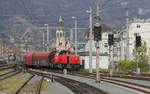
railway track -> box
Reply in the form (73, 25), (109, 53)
(0, 66), (15, 71)
(0, 71), (21, 81)
(14, 75), (35, 94)
(0, 70), (17, 77)
(35, 69), (150, 94)
(27, 70), (107, 94)
(72, 71), (150, 81)
(55, 76), (107, 94)
(101, 77), (150, 94)
(69, 72), (150, 94)
(27, 68), (150, 94)
(0, 64), (8, 68)
(101, 73), (150, 81)
(36, 76), (44, 94)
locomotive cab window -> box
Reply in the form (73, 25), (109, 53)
(59, 50), (71, 55)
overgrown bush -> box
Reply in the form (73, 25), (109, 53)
(118, 60), (149, 73)
(138, 61), (149, 72)
(118, 60), (136, 72)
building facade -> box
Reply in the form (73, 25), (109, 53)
(127, 18), (150, 60)
(83, 24), (119, 69)
(84, 24), (116, 55)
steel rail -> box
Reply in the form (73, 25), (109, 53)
(36, 76), (44, 94)
(0, 71), (21, 81)
(27, 70), (108, 94)
(15, 75), (35, 94)
(0, 70), (16, 77)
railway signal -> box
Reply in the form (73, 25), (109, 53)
(136, 36), (141, 47)
(94, 23), (102, 41)
(94, 4), (101, 83)
(108, 34), (114, 46)
(135, 35), (141, 75)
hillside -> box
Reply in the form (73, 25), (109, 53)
(0, 0), (150, 38)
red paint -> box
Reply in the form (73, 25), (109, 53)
(24, 51), (81, 68)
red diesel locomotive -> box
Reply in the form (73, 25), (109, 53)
(24, 50), (81, 70)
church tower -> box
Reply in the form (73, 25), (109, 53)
(56, 16), (66, 51)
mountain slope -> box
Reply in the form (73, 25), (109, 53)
(0, 0), (150, 38)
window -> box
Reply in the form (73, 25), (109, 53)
(60, 33), (62, 37)
(137, 25), (140, 28)
(57, 33), (59, 37)
(104, 43), (108, 48)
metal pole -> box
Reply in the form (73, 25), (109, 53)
(125, 8), (129, 60)
(109, 44), (114, 76)
(75, 18), (78, 55)
(96, 41), (100, 81)
(45, 24), (49, 51)
(109, 45), (112, 76)
(149, 62), (150, 73)
(2, 43), (3, 57)
(136, 47), (139, 75)
(112, 45), (114, 74)
(96, 4), (100, 82)
(70, 29), (73, 45)
(42, 31), (45, 51)
(0, 43), (1, 57)
(119, 38), (122, 60)
(89, 7), (93, 73)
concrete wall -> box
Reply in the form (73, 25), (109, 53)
(81, 56), (110, 69)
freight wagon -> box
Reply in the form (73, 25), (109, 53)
(24, 50), (82, 70)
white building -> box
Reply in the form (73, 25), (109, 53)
(83, 24), (118, 69)
(82, 56), (109, 69)
(84, 24), (116, 55)
(123, 18), (150, 60)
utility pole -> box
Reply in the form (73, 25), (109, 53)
(70, 29), (73, 47)
(2, 43), (3, 57)
(45, 24), (49, 51)
(108, 34), (114, 76)
(149, 62), (150, 73)
(125, 8), (129, 60)
(87, 7), (93, 73)
(95, 4), (100, 82)
(72, 17), (78, 55)
(42, 30), (45, 51)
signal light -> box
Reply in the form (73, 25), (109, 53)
(136, 36), (141, 47)
(108, 34), (114, 46)
(94, 24), (102, 41)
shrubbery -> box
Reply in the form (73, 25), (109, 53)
(81, 68), (109, 73)
(118, 60), (136, 72)
(118, 60), (149, 73)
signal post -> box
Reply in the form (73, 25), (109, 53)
(135, 35), (141, 75)
(108, 34), (114, 76)
(94, 4), (101, 82)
